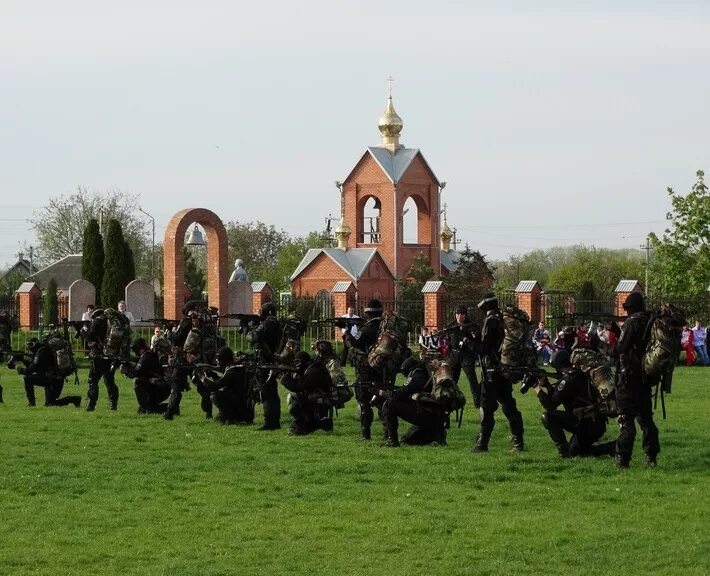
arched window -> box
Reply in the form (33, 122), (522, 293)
(402, 196), (418, 244)
(361, 196), (381, 244)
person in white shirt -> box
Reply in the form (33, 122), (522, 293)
(117, 300), (135, 325)
(691, 320), (709, 365)
(340, 307), (359, 365)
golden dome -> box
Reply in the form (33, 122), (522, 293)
(378, 96), (403, 138)
(440, 221), (454, 240)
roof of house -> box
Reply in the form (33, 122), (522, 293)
(421, 280), (444, 293)
(615, 279), (641, 292)
(439, 249), (461, 272)
(332, 281), (355, 293)
(291, 248), (388, 282)
(1, 258), (31, 281)
(251, 281), (269, 293)
(28, 254), (83, 291)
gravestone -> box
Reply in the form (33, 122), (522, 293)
(68, 279), (95, 321)
(225, 280), (252, 326)
(125, 279), (155, 326)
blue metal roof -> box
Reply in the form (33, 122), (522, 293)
(440, 250), (460, 272)
(290, 248), (381, 281)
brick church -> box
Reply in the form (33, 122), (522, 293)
(290, 92), (460, 303)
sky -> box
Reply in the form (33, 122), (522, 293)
(2, 0), (709, 269)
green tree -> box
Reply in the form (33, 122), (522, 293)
(81, 219), (104, 304)
(43, 278), (59, 325)
(184, 248), (206, 300)
(648, 170), (710, 296)
(31, 186), (150, 277)
(0, 268), (27, 298)
(123, 241), (136, 285)
(443, 246), (495, 306)
(101, 220), (128, 309)
(396, 253), (434, 326)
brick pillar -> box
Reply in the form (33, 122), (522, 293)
(515, 281), (542, 323)
(16, 283), (41, 330)
(251, 282), (273, 315)
(614, 280), (642, 317)
(331, 281), (357, 339)
(422, 281), (446, 331)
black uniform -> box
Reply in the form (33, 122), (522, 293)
(615, 310), (659, 466)
(163, 316), (194, 420)
(476, 308), (525, 451)
(129, 349), (170, 414)
(251, 315), (282, 429)
(446, 321), (481, 408)
(535, 369), (615, 457)
(381, 363), (447, 447)
(346, 317), (383, 440)
(86, 316), (119, 411)
(282, 361), (333, 435)
(204, 364), (254, 424)
(23, 343), (81, 407)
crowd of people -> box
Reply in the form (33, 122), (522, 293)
(0, 292), (702, 469)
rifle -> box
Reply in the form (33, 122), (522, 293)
(5, 350), (31, 370)
(311, 317), (368, 329)
(59, 320), (81, 386)
(493, 365), (561, 394)
(62, 319), (91, 339)
(550, 312), (626, 323)
(141, 318), (180, 330)
(220, 313), (261, 333)
(430, 322), (478, 340)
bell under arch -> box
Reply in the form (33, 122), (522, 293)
(163, 208), (229, 319)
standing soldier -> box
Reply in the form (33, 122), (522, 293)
(251, 301), (282, 430)
(85, 308), (128, 411)
(614, 292), (660, 468)
(345, 299), (384, 441)
(446, 305), (481, 408)
(472, 293), (525, 452)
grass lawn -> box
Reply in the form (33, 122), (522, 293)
(1, 364), (708, 576)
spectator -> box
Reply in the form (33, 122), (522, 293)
(81, 304), (95, 322)
(691, 320), (709, 366)
(418, 327), (439, 355)
(553, 330), (566, 350)
(151, 327), (164, 349)
(574, 322), (590, 349)
(681, 324), (696, 366)
(117, 300), (135, 325)
(340, 306), (359, 365)
(532, 321), (553, 365)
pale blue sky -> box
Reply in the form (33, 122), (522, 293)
(2, 0), (709, 268)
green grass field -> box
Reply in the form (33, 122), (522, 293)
(1, 365), (708, 576)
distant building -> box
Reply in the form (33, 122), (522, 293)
(290, 92), (461, 302)
(28, 254), (83, 295)
(1, 253), (32, 282)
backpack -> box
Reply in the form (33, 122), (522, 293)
(103, 308), (131, 359)
(47, 332), (76, 378)
(183, 309), (223, 363)
(426, 358), (466, 412)
(312, 340), (352, 408)
(367, 312), (411, 374)
(570, 348), (617, 417)
(643, 304), (686, 379)
(500, 306), (537, 369)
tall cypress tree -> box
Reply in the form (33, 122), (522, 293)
(123, 240), (136, 285)
(44, 278), (59, 325)
(101, 219), (127, 309)
(81, 218), (104, 306)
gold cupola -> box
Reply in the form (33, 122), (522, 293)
(335, 218), (351, 251)
(440, 219), (454, 253)
(378, 96), (403, 153)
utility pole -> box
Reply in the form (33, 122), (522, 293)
(139, 208), (156, 280)
(640, 236), (652, 297)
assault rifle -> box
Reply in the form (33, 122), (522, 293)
(493, 365), (561, 394)
(58, 319), (81, 386)
(550, 312), (626, 323)
(62, 319), (91, 339)
(140, 318), (180, 330)
(220, 313), (261, 333)
(430, 321), (478, 339)
(6, 350), (31, 370)
(311, 317), (369, 329)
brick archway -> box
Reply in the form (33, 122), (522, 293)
(163, 208), (229, 320)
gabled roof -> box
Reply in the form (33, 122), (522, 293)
(615, 279), (641, 292)
(1, 258), (31, 281)
(421, 281), (444, 293)
(440, 249), (461, 272)
(332, 281), (355, 293)
(251, 281), (269, 293)
(291, 248), (387, 282)
(28, 254), (83, 291)
(515, 280), (541, 293)
(15, 282), (40, 294)
(343, 146), (440, 186)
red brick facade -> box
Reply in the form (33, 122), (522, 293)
(163, 208), (229, 320)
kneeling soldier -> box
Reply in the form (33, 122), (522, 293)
(198, 346), (254, 425)
(380, 357), (448, 448)
(122, 338), (169, 414)
(21, 337), (81, 408)
(281, 351), (333, 436)
(533, 349), (615, 458)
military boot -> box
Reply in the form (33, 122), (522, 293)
(471, 434), (489, 452)
(615, 454), (630, 469)
(85, 401), (96, 412)
(645, 454), (657, 467)
(511, 436), (525, 452)
(360, 425), (372, 441)
(556, 442), (570, 458)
